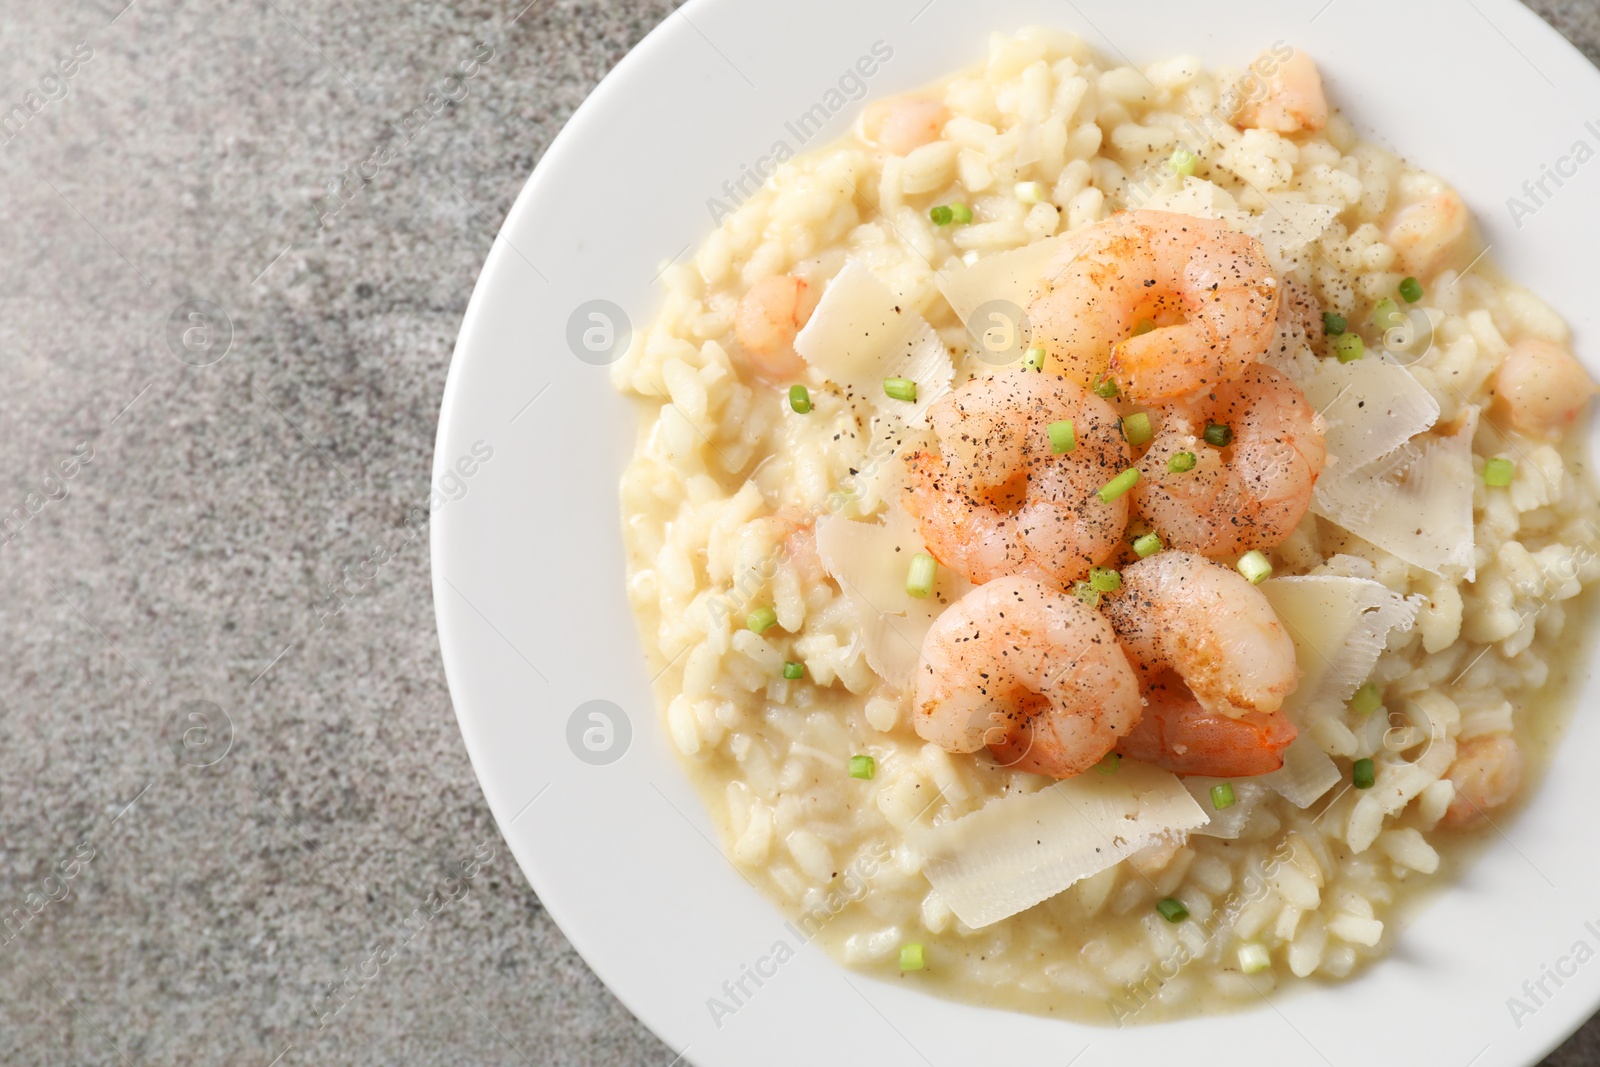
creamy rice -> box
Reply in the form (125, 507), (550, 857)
(611, 28), (1600, 1022)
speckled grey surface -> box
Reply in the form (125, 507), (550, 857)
(0, 1), (1595, 1065)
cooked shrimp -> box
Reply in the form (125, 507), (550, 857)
(1134, 364), (1326, 557)
(1116, 670), (1297, 777)
(1103, 550), (1299, 719)
(861, 97), (949, 156)
(913, 575), (1142, 778)
(1387, 191), (1469, 276)
(902, 371), (1130, 586)
(733, 274), (818, 381)
(1026, 211), (1280, 401)
(1230, 48), (1327, 134)
(1440, 734), (1523, 830)
(1493, 338), (1598, 436)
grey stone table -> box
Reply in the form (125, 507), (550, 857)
(0, 1), (1594, 1064)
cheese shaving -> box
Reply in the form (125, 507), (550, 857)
(912, 762), (1208, 928)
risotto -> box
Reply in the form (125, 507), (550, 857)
(611, 29), (1600, 1023)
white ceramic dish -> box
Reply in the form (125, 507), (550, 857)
(432, 1), (1600, 1063)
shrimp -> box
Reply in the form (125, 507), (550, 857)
(1230, 48), (1328, 134)
(913, 575), (1143, 779)
(1440, 734), (1523, 830)
(1133, 364), (1326, 557)
(1387, 191), (1469, 277)
(902, 371), (1130, 586)
(1026, 211), (1281, 401)
(733, 274), (818, 381)
(1102, 550), (1299, 719)
(1493, 338), (1598, 436)
(1116, 670), (1297, 777)
(861, 97), (949, 156)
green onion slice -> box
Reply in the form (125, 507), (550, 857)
(1156, 897), (1189, 923)
(899, 943), (925, 970)
(906, 552), (937, 599)
(1122, 411), (1153, 447)
(1335, 333), (1365, 363)
(1089, 566), (1122, 593)
(1237, 550), (1272, 585)
(1097, 467), (1139, 503)
(1168, 450), (1197, 473)
(1096, 751), (1121, 774)
(1203, 423), (1233, 448)
(1210, 782), (1236, 810)
(1350, 682), (1381, 714)
(1322, 311), (1347, 336)
(1073, 580), (1101, 608)
(929, 205), (953, 226)
(884, 377), (918, 402)
(783, 661), (804, 680)
(1048, 418), (1076, 454)
(747, 606), (778, 633)
(788, 384), (811, 414)
(1092, 375), (1119, 399)
(1484, 457), (1514, 487)
(1169, 148), (1198, 177)
(1022, 346), (1047, 373)
(1352, 758), (1376, 789)
(1132, 532), (1163, 558)
(849, 754), (876, 780)
(949, 203), (973, 224)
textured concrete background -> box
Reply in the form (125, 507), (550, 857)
(0, 1), (1594, 1064)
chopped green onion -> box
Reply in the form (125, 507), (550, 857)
(1089, 566), (1122, 593)
(1238, 943), (1271, 974)
(1203, 423), (1233, 448)
(1133, 532), (1163, 558)
(1350, 682), (1382, 715)
(1156, 898), (1189, 923)
(906, 553), (938, 599)
(1131, 318), (1157, 336)
(949, 202), (973, 224)
(884, 377), (918, 402)
(1372, 297), (1403, 331)
(1023, 346), (1048, 372)
(1014, 181), (1046, 204)
(783, 661), (804, 680)
(899, 942), (925, 970)
(1168, 450), (1197, 473)
(1322, 311), (1347, 336)
(929, 205), (953, 226)
(1210, 782), (1236, 810)
(1121, 411), (1154, 447)
(788, 384), (811, 414)
(747, 606), (777, 633)
(849, 754), (876, 780)
(1072, 580), (1101, 608)
(1399, 276), (1424, 303)
(1097, 467), (1140, 503)
(1237, 549), (1272, 585)
(1352, 757), (1376, 789)
(1092, 375), (1119, 399)
(1169, 148), (1198, 177)
(1096, 751), (1121, 774)
(1048, 418), (1076, 454)
(1334, 333), (1364, 363)
(1484, 457), (1514, 487)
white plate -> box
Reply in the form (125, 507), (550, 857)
(432, 1), (1600, 1063)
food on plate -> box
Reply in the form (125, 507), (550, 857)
(610, 29), (1600, 1021)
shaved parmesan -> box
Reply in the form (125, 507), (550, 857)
(1261, 575), (1423, 720)
(1300, 358), (1440, 472)
(1257, 736), (1344, 808)
(1138, 177), (1233, 218)
(1250, 199), (1340, 277)
(1184, 778), (1266, 839)
(911, 762), (1208, 928)
(795, 260), (954, 425)
(815, 508), (972, 691)
(1311, 410), (1478, 579)
(933, 234), (1071, 335)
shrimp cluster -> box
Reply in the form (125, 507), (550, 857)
(907, 212), (1319, 780)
